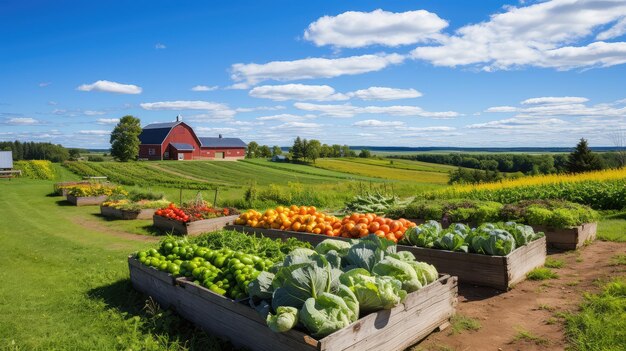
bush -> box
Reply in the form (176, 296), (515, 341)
(87, 155), (104, 162)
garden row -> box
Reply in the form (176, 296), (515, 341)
(130, 231), (457, 351)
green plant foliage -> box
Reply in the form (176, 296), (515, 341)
(527, 267), (558, 280)
(13, 160), (56, 180)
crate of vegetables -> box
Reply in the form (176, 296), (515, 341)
(53, 181), (92, 196)
(129, 236), (458, 351)
(226, 206), (417, 247)
(100, 193), (170, 220)
(153, 202), (239, 235)
(398, 221), (546, 290)
(65, 184), (126, 206)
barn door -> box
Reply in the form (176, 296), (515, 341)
(178, 153), (184, 160)
(215, 152), (224, 159)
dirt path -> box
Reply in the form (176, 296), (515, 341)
(416, 241), (626, 351)
(70, 214), (159, 244)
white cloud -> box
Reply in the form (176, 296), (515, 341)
(249, 84), (348, 101)
(468, 117), (566, 129)
(231, 53), (405, 86)
(195, 127), (238, 134)
(347, 87), (422, 100)
(48, 101), (57, 106)
(39, 82), (51, 87)
(270, 121), (322, 129)
(77, 80), (142, 94)
(521, 96), (589, 105)
(404, 126), (456, 132)
(96, 118), (120, 125)
(155, 43), (166, 49)
(485, 106), (518, 113)
(485, 96), (626, 117)
(353, 119), (405, 127)
(140, 100), (236, 119)
(411, 0), (626, 70)
(257, 113), (317, 122)
(235, 106), (286, 113)
(78, 130), (111, 135)
(83, 110), (106, 116)
(304, 9), (448, 48)
(596, 17), (626, 40)
(294, 102), (459, 118)
(5, 117), (40, 125)
(191, 85), (218, 91)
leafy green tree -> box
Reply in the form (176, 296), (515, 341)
(110, 115), (141, 162)
(566, 138), (604, 173)
(292, 137), (304, 161)
(271, 145), (283, 157)
(246, 141), (259, 158)
(306, 139), (321, 163)
(259, 145), (272, 158)
(341, 145), (354, 157)
(331, 144), (342, 157)
(68, 148), (81, 160)
(358, 149), (371, 158)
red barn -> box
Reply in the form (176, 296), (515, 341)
(138, 118), (247, 160)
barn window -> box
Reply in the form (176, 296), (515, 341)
(148, 148), (155, 156)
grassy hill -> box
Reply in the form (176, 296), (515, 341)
(60, 158), (451, 209)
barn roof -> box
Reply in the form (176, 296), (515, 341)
(170, 143), (195, 151)
(199, 137), (247, 148)
(138, 121), (183, 144)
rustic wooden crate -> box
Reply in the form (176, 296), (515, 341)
(65, 194), (107, 206)
(53, 181), (91, 196)
(100, 206), (156, 220)
(534, 223), (597, 250)
(128, 255), (457, 351)
(406, 218), (596, 251)
(226, 225), (546, 290)
(127, 256), (178, 308)
(152, 215), (239, 235)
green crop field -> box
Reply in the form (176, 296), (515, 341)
(313, 158), (451, 183)
(337, 157), (461, 173)
(60, 159), (451, 209)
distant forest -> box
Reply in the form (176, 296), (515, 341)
(390, 152), (625, 175)
(0, 141), (72, 162)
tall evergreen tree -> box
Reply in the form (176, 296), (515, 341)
(566, 138), (604, 173)
(292, 137), (304, 161)
(110, 115), (141, 162)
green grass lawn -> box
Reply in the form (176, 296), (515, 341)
(0, 179), (226, 350)
(598, 211), (626, 242)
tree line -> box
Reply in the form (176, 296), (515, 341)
(392, 139), (622, 176)
(246, 137), (366, 163)
(0, 141), (72, 162)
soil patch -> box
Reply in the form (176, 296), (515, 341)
(415, 241), (626, 351)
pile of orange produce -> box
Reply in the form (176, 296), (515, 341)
(234, 206), (416, 243)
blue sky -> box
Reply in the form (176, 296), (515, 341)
(1, 0), (625, 148)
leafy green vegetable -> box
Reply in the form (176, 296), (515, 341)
(267, 306), (299, 333)
(315, 239), (351, 256)
(271, 261), (341, 311)
(400, 220), (441, 247)
(408, 261), (439, 286)
(339, 268), (407, 312)
(468, 227), (516, 256)
(248, 271), (275, 300)
(434, 232), (468, 252)
(372, 256), (422, 293)
(299, 285), (359, 338)
(345, 235), (396, 271)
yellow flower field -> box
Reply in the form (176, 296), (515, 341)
(447, 167), (626, 193)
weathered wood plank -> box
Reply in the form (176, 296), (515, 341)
(506, 236), (547, 287)
(65, 194), (107, 206)
(127, 257), (177, 308)
(100, 206), (155, 220)
(534, 223), (597, 250)
(153, 215), (238, 235)
(129, 255), (457, 351)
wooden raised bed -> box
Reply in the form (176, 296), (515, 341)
(405, 218), (596, 251)
(153, 214), (239, 235)
(534, 223), (597, 250)
(53, 181), (91, 196)
(100, 206), (156, 220)
(128, 256), (458, 351)
(65, 194), (107, 206)
(226, 225), (547, 290)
